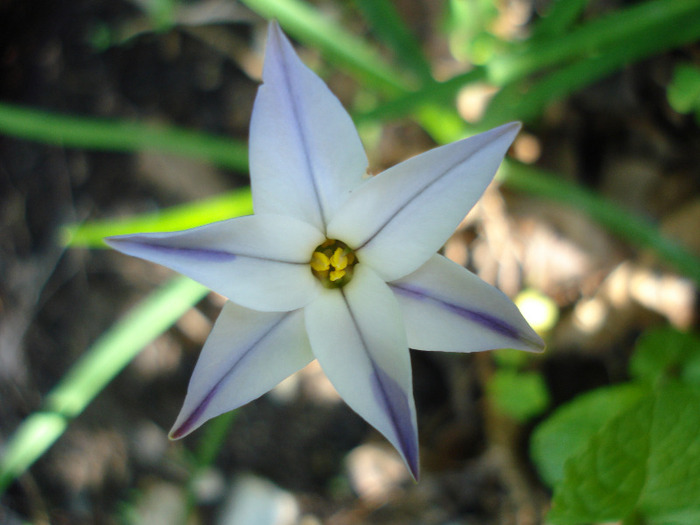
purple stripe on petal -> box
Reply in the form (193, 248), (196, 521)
(169, 381), (221, 439)
(370, 366), (420, 480)
(356, 124), (518, 251)
(392, 283), (535, 346)
(354, 154), (468, 251)
(269, 24), (327, 228)
(169, 312), (289, 439)
(338, 289), (419, 479)
(108, 238), (237, 263)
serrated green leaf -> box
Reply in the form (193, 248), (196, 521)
(549, 393), (652, 523)
(630, 327), (700, 387)
(639, 383), (700, 518)
(548, 383), (700, 524)
(488, 369), (549, 422)
(531, 383), (645, 487)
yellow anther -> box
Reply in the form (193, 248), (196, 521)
(330, 247), (348, 271)
(329, 268), (346, 282)
(310, 239), (357, 288)
(310, 251), (330, 272)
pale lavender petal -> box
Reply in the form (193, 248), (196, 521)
(390, 254), (545, 353)
(328, 122), (521, 281)
(170, 302), (313, 439)
(250, 21), (368, 232)
(369, 365), (418, 476)
(106, 214), (324, 312)
(304, 264), (419, 479)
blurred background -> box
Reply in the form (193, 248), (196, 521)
(1, 0), (699, 523)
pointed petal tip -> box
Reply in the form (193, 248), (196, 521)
(369, 365), (421, 483)
(168, 421), (196, 441)
(407, 454), (420, 482)
(524, 332), (546, 354)
(103, 235), (123, 247)
(103, 233), (146, 248)
(103, 235), (145, 253)
(103, 234), (141, 253)
(265, 19), (291, 64)
(168, 416), (196, 441)
(495, 120), (522, 142)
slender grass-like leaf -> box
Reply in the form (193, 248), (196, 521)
(352, 0), (432, 82)
(487, 0), (700, 85)
(354, 68), (486, 125)
(63, 188), (253, 248)
(482, 6), (700, 127)
(5, 109), (695, 286)
(239, 0), (410, 95)
(0, 102), (249, 172)
(499, 161), (700, 286)
(360, 0), (700, 125)
(0, 277), (209, 494)
(530, 0), (589, 40)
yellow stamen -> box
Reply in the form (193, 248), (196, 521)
(310, 251), (330, 272)
(310, 239), (357, 288)
(329, 268), (346, 281)
(330, 247), (348, 271)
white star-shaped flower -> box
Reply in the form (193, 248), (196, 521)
(107, 22), (544, 480)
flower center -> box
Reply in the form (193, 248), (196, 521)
(310, 239), (358, 288)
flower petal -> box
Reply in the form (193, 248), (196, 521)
(249, 21), (369, 232)
(106, 214), (324, 312)
(328, 122), (521, 281)
(304, 264), (419, 479)
(390, 254), (544, 353)
(170, 302), (313, 439)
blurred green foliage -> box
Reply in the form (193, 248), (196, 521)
(668, 63), (700, 123)
(532, 328), (700, 524)
(1, 1), (700, 521)
(488, 368), (549, 422)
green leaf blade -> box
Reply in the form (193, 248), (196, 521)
(640, 383), (700, 518)
(630, 327), (700, 387)
(353, 0), (432, 82)
(0, 102), (249, 172)
(63, 188), (253, 248)
(548, 394), (653, 523)
(0, 276), (209, 494)
(239, 0), (410, 95)
(548, 383), (700, 524)
(531, 383), (645, 487)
